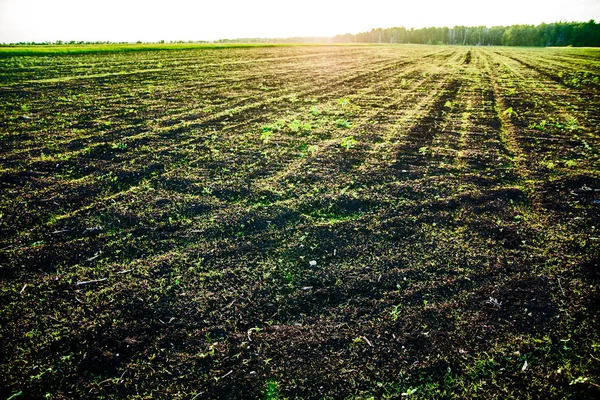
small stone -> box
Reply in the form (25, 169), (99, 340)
(309, 260), (317, 266)
(249, 371), (257, 375)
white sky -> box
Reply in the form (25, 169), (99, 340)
(1, 0), (599, 43)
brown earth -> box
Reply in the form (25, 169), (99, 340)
(0, 45), (599, 399)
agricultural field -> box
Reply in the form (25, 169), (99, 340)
(0, 44), (599, 399)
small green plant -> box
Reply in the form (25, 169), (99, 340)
(287, 120), (302, 133)
(565, 159), (577, 168)
(307, 145), (319, 155)
(570, 376), (590, 386)
(581, 140), (592, 151)
(543, 160), (555, 169)
(261, 131), (273, 142)
(261, 120), (285, 134)
(391, 305), (401, 321)
(337, 97), (350, 107)
(340, 136), (357, 150)
(418, 146), (429, 155)
(287, 120), (311, 133)
(444, 101), (453, 109)
(335, 118), (352, 129)
(309, 105), (320, 116)
(7, 392), (23, 400)
(263, 379), (283, 400)
(529, 120), (547, 131)
(503, 107), (516, 118)
(111, 142), (127, 150)
(565, 117), (579, 131)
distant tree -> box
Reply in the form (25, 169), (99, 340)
(342, 21), (599, 47)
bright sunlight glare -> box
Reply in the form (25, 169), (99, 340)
(1, 0), (599, 43)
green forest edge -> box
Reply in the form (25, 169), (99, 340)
(1, 20), (599, 57)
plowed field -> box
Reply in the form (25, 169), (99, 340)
(1, 45), (599, 399)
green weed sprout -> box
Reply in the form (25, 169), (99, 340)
(340, 136), (357, 150)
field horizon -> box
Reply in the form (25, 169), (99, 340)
(2, 19), (600, 53)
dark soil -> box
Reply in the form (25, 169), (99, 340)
(1, 45), (599, 399)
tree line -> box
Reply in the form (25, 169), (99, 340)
(333, 21), (600, 47)
(5, 21), (599, 47)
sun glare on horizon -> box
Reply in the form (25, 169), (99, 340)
(1, 0), (599, 43)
